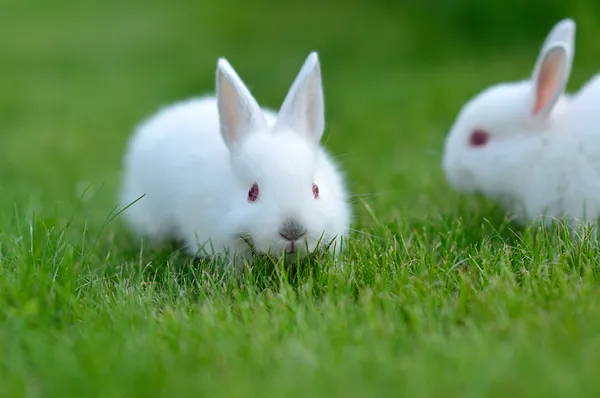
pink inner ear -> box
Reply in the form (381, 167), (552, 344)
(532, 49), (565, 116)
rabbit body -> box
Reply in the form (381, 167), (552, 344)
(119, 53), (351, 265)
(443, 19), (600, 229)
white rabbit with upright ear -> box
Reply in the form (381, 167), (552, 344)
(443, 18), (600, 230)
(119, 52), (351, 267)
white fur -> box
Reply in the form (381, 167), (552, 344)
(443, 18), (600, 229)
(119, 52), (351, 267)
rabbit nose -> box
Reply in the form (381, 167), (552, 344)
(279, 218), (307, 241)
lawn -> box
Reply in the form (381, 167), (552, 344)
(2, 0), (600, 396)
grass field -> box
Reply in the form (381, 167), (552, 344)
(3, 0), (600, 396)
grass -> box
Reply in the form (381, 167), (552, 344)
(2, 0), (600, 396)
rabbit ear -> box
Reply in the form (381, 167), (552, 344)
(216, 58), (268, 150)
(530, 19), (575, 118)
(540, 18), (576, 52)
(274, 52), (325, 145)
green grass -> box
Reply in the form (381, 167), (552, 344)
(2, 0), (600, 396)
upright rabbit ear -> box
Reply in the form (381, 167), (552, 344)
(530, 19), (576, 119)
(216, 58), (268, 151)
(274, 52), (325, 145)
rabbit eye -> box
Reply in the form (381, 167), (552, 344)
(312, 182), (319, 199)
(469, 129), (490, 148)
(248, 183), (259, 203)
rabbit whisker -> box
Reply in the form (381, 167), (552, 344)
(237, 234), (257, 256)
(349, 228), (380, 239)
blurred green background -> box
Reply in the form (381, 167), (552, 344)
(1, 0), (600, 229)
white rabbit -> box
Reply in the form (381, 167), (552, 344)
(442, 18), (600, 231)
(119, 52), (351, 267)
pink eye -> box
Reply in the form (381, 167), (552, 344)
(248, 183), (259, 203)
(469, 129), (491, 148)
(312, 182), (319, 199)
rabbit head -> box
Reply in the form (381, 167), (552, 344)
(217, 52), (349, 260)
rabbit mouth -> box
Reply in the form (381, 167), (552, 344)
(286, 241), (298, 254)
(238, 234), (301, 258)
(238, 234), (333, 260)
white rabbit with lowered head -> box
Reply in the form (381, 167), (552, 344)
(442, 18), (600, 231)
(119, 52), (351, 268)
